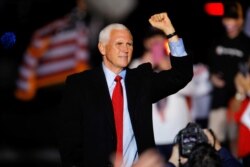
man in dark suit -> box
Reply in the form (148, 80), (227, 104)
(58, 12), (193, 167)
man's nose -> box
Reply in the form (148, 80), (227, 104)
(120, 44), (129, 52)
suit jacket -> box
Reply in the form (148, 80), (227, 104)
(58, 55), (193, 167)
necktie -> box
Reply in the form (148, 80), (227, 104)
(112, 75), (124, 165)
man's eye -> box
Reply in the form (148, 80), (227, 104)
(116, 42), (123, 45)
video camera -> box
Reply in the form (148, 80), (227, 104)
(175, 122), (208, 158)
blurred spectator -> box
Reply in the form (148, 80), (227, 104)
(243, 6), (250, 37)
(129, 27), (171, 69)
(227, 61), (250, 167)
(208, 1), (250, 143)
(190, 63), (212, 128)
(167, 125), (242, 167)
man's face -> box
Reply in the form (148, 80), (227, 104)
(222, 17), (243, 38)
(99, 29), (133, 73)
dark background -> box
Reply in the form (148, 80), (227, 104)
(0, 0), (249, 166)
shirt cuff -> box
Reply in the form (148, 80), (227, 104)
(168, 38), (187, 57)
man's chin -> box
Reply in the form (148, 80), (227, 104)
(119, 62), (130, 68)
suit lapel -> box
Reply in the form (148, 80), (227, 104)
(94, 67), (116, 134)
(125, 68), (138, 125)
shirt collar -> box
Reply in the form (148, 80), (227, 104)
(102, 63), (126, 88)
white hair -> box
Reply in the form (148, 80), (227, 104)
(98, 23), (130, 44)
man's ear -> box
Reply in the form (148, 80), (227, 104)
(98, 42), (106, 56)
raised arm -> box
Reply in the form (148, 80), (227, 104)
(148, 12), (193, 102)
(149, 12), (178, 42)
